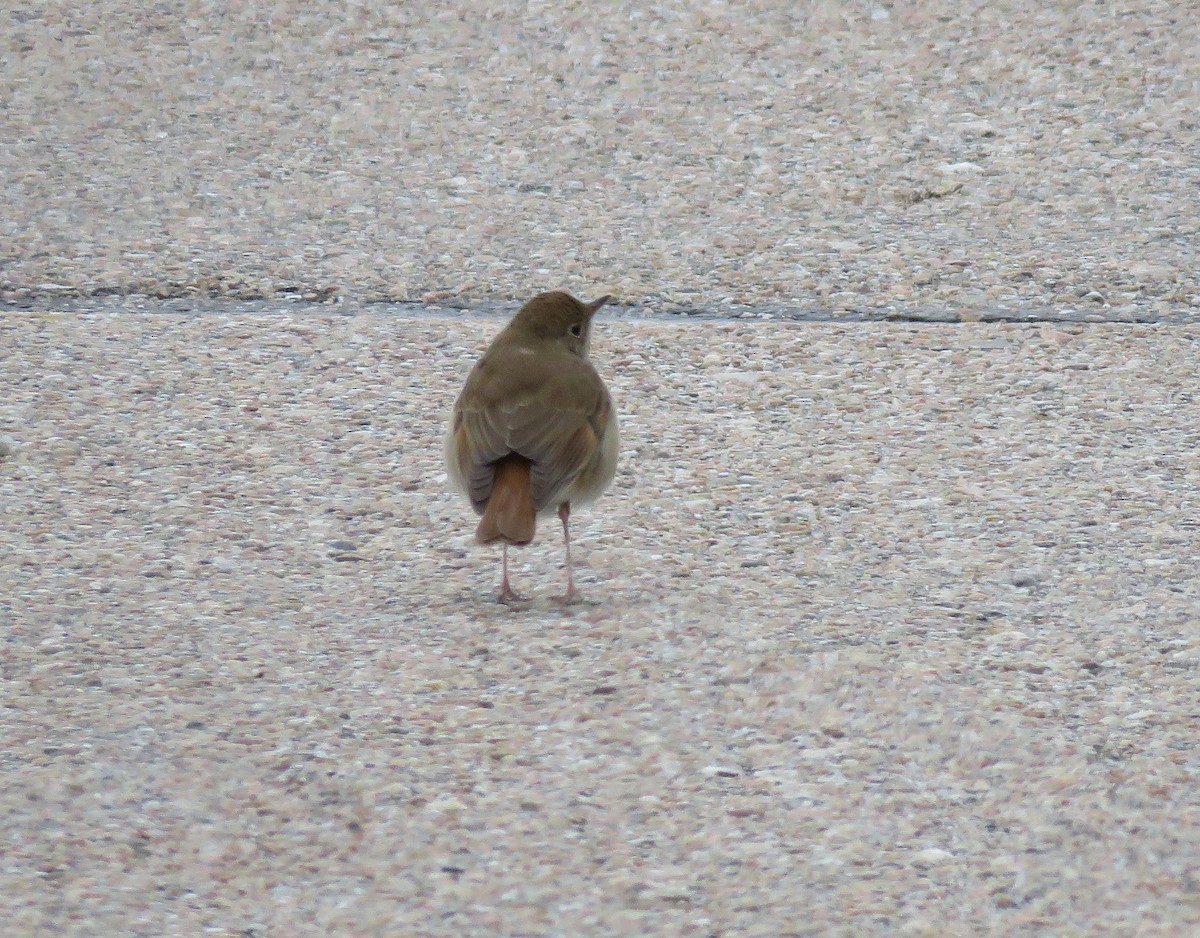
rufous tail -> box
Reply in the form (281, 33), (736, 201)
(475, 454), (536, 545)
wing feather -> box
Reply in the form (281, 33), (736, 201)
(452, 341), (611, 513)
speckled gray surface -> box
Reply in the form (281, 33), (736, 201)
(3, 0), (1199, 934)
(2, 2), (1198, 319)
(2, 312), (1198, 935)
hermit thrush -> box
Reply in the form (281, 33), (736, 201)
(445, 290), (618, 603)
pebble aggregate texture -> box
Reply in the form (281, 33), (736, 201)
(3, 314), (1199, 935)
(1, 1), (1198, 317)
(2, 1), (1200, 936)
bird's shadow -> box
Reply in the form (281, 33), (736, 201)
(458, 582), (661, 618)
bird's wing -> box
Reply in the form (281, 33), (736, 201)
(453, 348), (610, 512)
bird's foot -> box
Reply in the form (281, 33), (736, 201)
(557, 588), (595, 606)
(498, 586), (529, 605)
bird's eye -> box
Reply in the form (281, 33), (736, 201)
(570, 323), (583, 337)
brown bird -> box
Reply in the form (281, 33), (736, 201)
(445, 290), (619, 603)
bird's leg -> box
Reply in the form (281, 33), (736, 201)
(498, 543), (525, 603)
(558, 502), (580, 604)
